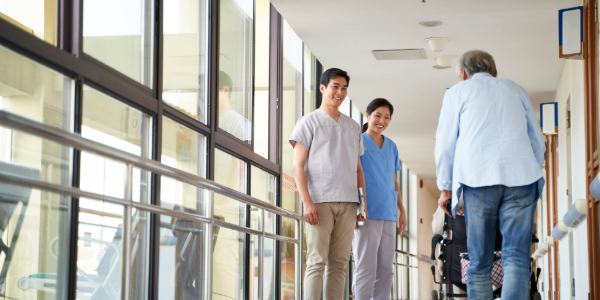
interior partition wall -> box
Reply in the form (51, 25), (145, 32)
(0, 0), (326, 300)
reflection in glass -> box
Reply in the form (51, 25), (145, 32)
(161, 116), (208, 215)
(76, 201), (150, 300)
(281, 19), (303, 214)
(83, 0), (154, 87)
(253, 0), (270, 157)
(213, 226), (245, 300)
(249, 234), (260, 300)
(219, 0), (253, 143)
(351, 102), (361, 125)
(250, 166), (276, 205)
(77, 202), (153, 300)
(158, 214), (207, 300)
(303, 45), (316, 115)
(281, 242), (296, 300)
(214, 149), (247, 227)
(162, 0), (209, 123)
(0, 45), (74, 130)
(339, 96), (350, 117)
(81, 86), (153, 203)
(0, 185), (70, 299)
(281, 216), (296, 239)
(264, 238), (276, 300)
(0, 0), (57, 45)
(250, 166), (277, 233)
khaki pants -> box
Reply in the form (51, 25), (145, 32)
(304, 202), (358, 300)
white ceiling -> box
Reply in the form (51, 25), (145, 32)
(271, 0), (581, 183)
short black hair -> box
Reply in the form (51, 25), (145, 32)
(219, 71), (232, 90)
(320, 68), (350, 88)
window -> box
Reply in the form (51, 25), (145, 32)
(339, 96), (350, 116)
(219, 0), (253, 143)
(162, 0), (209, 123)
(161, 116), (208, 214)
(214, 148), (248, 227)
(281, 241), (296, 300)
(0, 186), (71, 299)
(158, 214), (208, 300)
(0, 0), (57, 45)
(0, 45), (74, 186)
(83, 0), (154, 88)
(351, 101), (361, 125)
(253, 0), (270, 157)
(81, 86), (153, 204)
(303, 45), (316, 115)
(213, 227), (246, 300)
(251, 165), (277, 233)
(281, 19), (303, 214)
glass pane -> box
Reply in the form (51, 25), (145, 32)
(250, 206), (262, 231)
(363, 113), (367, 125)
(0, 185), (70, 299)
(161, 116), (208, 215)
(340, 96), (350, 116)
(81, 86), (153, 203)
(218, 0), (253, 143)
(83, 0), (154, 88)
(131, 208), (151, 300)
(253, 0), (270, 158)
(351, 102), (361, 125)
(281, 19), (303, 214)
(303, 45), (316, 115)
(250, 166), (276, 205)
(281, 216), (295, 239)
(214, 149), (248, 227)
(0, 0), (57, 45)
(249, 234), (260, 300)
(158, 213), (207, 300)
(162, 0), (209, 123)
(76, 201), (151, 300)
(264, 238), (276, 300)
(281, 241), (296, 300)
(0, 45), (74, 130)
(213, 226), (245, 300)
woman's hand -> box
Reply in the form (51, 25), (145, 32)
(397, 205), (407, 237)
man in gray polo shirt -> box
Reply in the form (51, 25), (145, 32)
(290, 68), (366, 300)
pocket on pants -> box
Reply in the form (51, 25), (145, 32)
(464, 186), (486, 213)
(513, 183), (537, 207)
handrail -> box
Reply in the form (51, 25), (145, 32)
(394, 249), (419, 258)
(0, 110), (301, 221)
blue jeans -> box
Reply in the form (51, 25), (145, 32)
(463, 183), (538, 300)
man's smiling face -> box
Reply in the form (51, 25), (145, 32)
(320, 76), (348, 109)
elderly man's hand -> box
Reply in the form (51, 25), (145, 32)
(438, 190), (452, 216)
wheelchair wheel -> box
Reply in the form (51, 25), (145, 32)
(431, 289), (438, 300)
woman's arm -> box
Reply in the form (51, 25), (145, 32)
(395, 173), (407, 237)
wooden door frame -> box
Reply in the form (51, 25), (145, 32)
(583, 0), (600, 298)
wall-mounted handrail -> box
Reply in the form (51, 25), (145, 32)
(0, 110), (301, 221)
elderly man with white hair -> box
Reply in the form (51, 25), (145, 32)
(434, 50), (545, 300)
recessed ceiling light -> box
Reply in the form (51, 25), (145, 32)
(420, 21), (442, 27)
(432, 65), (451, 70)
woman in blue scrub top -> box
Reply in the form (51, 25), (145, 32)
(352, 98), (407, 300)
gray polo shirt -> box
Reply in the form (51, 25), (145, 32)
(289, 109), (365, 204)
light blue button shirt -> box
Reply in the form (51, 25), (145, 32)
(435, 73), (546, 216)
(361, 133), (401, 221)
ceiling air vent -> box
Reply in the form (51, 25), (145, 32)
(372, 49), (427, 60)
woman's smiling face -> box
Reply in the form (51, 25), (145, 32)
(367, 106), (391, 134)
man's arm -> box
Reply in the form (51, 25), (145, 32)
(434, 90), (460, 216)
(293, 142), (320, 225)
(356, 157), (366, 227)
(395, 173), (406, 237)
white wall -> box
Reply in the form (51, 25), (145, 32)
(416, 177), (440, 300)
(543, 59), (588, 300)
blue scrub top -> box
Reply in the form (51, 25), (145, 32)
(360, 133), (401, 221)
